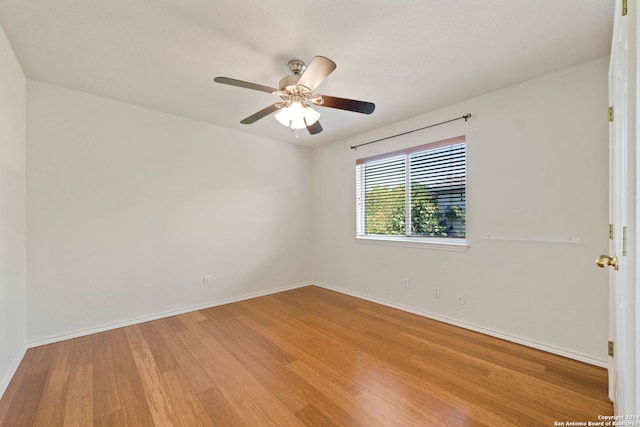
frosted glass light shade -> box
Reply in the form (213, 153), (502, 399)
(275, 102), (320, 130)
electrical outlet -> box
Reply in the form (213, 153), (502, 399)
(402, 278), (409, 288)
(204, 275), (212, 286)
(434, 288), (440, 299)
(457, 292), (465, 305)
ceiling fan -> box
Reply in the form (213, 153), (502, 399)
(214, 56), (375, 135)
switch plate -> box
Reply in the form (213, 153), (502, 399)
(402, 278), (409, 288)
(204, 275), (212, 286)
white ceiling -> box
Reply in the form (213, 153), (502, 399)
(0, 1), (614, 148)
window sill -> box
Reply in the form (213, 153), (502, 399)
(355, 235), (469, 252)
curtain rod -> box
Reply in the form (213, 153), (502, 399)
(350, 113), (472, 150)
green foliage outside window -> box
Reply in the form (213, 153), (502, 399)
(365, 182), (465, 237)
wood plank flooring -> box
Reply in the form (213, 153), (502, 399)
(0, 286), (613, 426)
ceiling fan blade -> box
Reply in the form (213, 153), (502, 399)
(312, 95), (375, 114)
(296, 56), (337, 91)
(214, 76), (278, 94)
(240, 104), (281, 124)
(305, 119), (323, 135)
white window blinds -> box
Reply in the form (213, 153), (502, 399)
(356, 136), (466, 239)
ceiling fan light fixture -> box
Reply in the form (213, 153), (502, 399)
(275, 102), (320, 130)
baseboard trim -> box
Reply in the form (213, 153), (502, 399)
(27, 281), (312, 348)
(312, 282), (608, 369)
(25, 280), (608, 369)
(0, 345), (28, 400)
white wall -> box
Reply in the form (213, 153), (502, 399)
(312, 57), (610, 364)
(0, 23), (27, 396)
(26, 81), (313, 344)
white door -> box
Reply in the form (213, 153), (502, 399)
(603, 0), (636, 415)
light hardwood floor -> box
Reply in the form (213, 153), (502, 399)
(0, 286), (612, 426)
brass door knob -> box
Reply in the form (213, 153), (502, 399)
(596, 255), (618, 270)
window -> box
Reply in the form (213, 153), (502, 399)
(356, 136), (466, 246)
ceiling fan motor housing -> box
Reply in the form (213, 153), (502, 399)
(278, 73), (312, 106)
(279, 59), (313, 98)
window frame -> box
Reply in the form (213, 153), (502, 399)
(355, 135), (468, 251)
